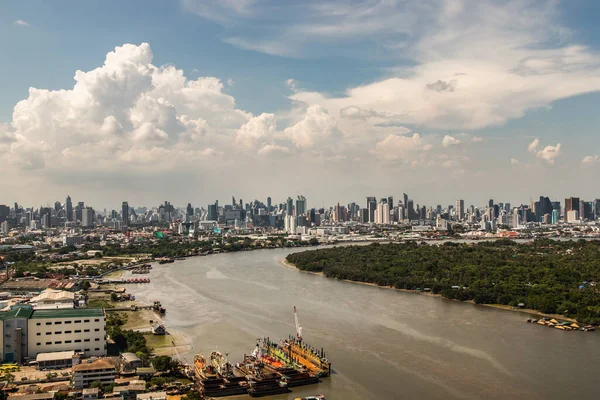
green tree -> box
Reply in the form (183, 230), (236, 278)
(151, 355), (178, 372)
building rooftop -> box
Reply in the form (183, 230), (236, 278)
(8, 394), (55, 400)
(0, 306), (34, 319)
(136, 392), (167, 400)
(120, 352), (141, 364)
(36, 351), (76, 362)
(30, 289), (74, 303)
(72, 359), (116, 372)
(82, 388), (99, 395)
(31, 308), (104, 319)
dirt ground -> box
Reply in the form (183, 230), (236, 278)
(10, 365), (72, 382)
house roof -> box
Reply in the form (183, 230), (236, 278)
(120, 352), (141, 364)
(72, 359), (116, 372)
(8, 394), (55, 400)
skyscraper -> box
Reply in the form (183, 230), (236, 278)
(122, 201), (129, 227)
(207, 202), (218, 221)
(403, 193), (408, 218)
(366, 197), (377, 223)
(375, 201), (390, 224)
(296, 195), (307, 216)
(267, 197), (272, 212)
(565, 197), (580, 215)
(186, 203), (194, 216)
(456, 199), (464, 221)
(82, 207), (94, 227)
(286, 197), (294, 216)
(406, 200), (414, 220)
(66, 195), (73, 221)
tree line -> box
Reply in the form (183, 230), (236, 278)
(286, 239), (600, 324)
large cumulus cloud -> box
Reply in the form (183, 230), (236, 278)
(5, 43), (253, 175)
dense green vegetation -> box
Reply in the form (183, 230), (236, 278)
(286, 240), (600, 323)
(106, 312), (152, 360)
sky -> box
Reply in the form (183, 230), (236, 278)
(1, 0), (600, 210)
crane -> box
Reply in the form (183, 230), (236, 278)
(294, 306), (303, 341)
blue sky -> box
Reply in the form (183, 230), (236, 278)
(1, 0), (600, 208)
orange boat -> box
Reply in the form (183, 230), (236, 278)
(262, 355), (286, 369)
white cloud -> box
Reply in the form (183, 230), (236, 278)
(14, 19), (30, 27)
(442, 135), (460, 147)
(536, 143), (562, 165)
(528, 138), (540, 153)
(581, 155), (599, 166)
(373, 133), (431, 161)
(190, 0), (600, 130)
(258, 144), (290, 156)
(511, 158), (519, 165)
(4, 42), (252, 177)
(284, 105), (338, 149)
(235, 113), (277, 148)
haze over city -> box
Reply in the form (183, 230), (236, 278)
(2, 0), (600, 207)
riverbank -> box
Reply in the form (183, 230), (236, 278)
(281, 257), (576, 323)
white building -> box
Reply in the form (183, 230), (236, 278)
(0, 221), (8, 235)
(73, 358), (116, 389)
(284, 215), (297, 233)
(26, 308), (106, 359)
(82, 208), (94, 228)
(375, 203), (390, 224)
(137, 392), (167, 400)
(30, 289), (75, 310)
(567, 209), (579, 223)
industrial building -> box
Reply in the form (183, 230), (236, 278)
(0, 306), (106, 362)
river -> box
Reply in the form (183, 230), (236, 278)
(127, 247), (600, 399)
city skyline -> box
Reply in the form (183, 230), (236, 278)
(2, 1), (600, 205)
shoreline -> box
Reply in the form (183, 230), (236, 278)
(280, 257), (576, 323)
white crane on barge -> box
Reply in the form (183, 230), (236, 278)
(294, 306), (303, 341)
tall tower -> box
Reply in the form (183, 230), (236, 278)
(456, 199), (464, 221)
(122, 201), (129, 227)
(367, 197), (377, 223)
(66, 195), (73, 222)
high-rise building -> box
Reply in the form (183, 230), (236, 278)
(565, 197), (580, 215)
(374, 201), (390, 224)
(407, 200), (415, 220)
(566, 209), (579, 223)
(551, 209), (559, 224)
(82, 207), (95, 227)
(366, 197), (377, 223)
(286, 197), (294, 216)
(40, 207), (52, 227)
(0, 221), (8, 234)
(121, 201), (129, 226)
(0, 205), (9, 223)
(66, 196), (73, 221)
(456, 199), (464, 221)
(267, 197), (272, 212)
(207, 202), (218, 221)
(403, 193), (409, 218)
(296, 196), (307, 216)
(186, 203), (194, 216)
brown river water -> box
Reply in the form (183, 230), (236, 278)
(127, 246), (600, 400)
